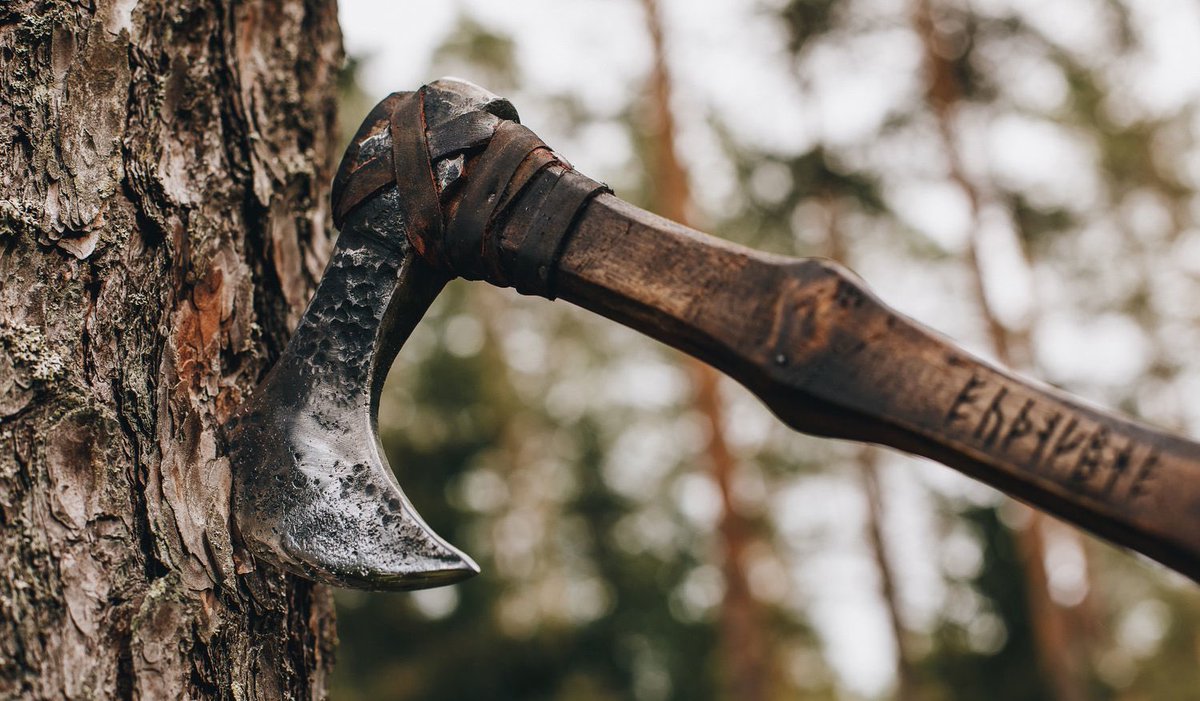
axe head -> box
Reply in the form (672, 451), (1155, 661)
(228, 79), (515, 590)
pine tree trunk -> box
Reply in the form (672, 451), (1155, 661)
(0, 1), (342, 698)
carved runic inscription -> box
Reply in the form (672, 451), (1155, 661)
(944, 373), (1160, 502)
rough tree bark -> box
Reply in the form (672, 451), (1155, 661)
(0, 1), (341, 698)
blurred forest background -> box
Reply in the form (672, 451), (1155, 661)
(329, 0), (1200, 699)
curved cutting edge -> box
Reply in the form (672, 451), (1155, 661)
(229, 190), (477, 590)
(231, 79), (518, 590)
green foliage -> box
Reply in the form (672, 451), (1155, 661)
(780, 0), (840, 54)
(433, 15), (519, 91)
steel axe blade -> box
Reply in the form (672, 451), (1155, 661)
(228, 81), (516, 590)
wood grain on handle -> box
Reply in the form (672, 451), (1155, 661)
(498, 185), (1200, 580)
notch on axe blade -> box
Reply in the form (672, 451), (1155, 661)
(228, 78), (1200, 590)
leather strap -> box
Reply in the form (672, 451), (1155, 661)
(331, 93), (405, 229)
(443, 121), (553, 282)
(389, 88), (446, 266)
(428, 110), (502, 161)
(331, 86), (613, 299)
(511, 168), (610, 298)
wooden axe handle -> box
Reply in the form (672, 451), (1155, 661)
(499, 182), (1200, 580)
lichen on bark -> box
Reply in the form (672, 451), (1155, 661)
(0, 0), (343, 698)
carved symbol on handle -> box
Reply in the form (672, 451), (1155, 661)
(944, 373), (1159, 503)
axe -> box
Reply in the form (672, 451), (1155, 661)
(228, 79), (1200, 590)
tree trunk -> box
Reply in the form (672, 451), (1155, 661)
(0, 1), (342, 698)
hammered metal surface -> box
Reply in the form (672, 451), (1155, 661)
(229, 190), (477, 590)
(229, 80), (521, 590)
